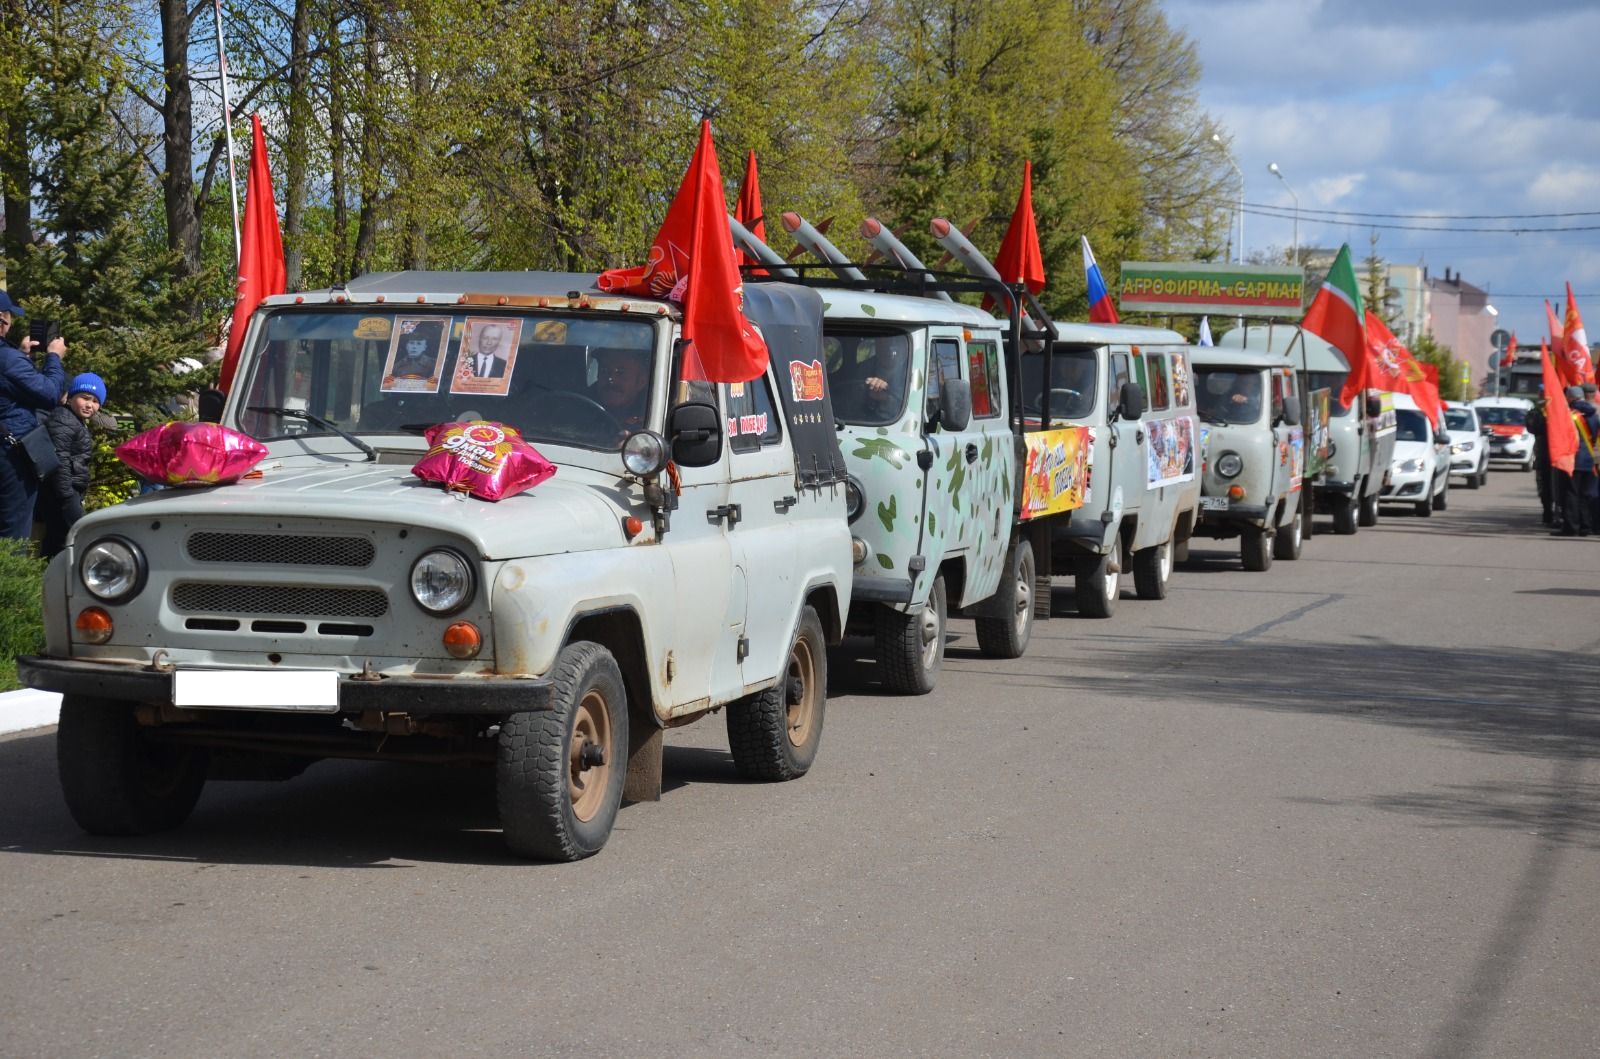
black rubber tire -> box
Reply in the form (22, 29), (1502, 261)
(1433, 484), (1448, 511)
(1465, 467), (1480, 489)
(56, 695), (209, 836)
(1132, 538), (1172, 601)
(1301, 494), (1315, 541)
(498, 640), (628, 861)
(1479, 468), (1490, 487)
(1241, 528), (1274, 572)
(1273, 505), (1303, 560)
(976, 538), (1036, 658)
(1074, 534), (1120, 618)
(876, 576), (946, 694)
(727, 606), (826, 780)
(1332, 497), (1357, 535)
(1415, 498), (1432, 517)
(1358, 491), (1380, 527)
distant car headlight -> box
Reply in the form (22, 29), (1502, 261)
(410, 549), (475, 615)
(1459, 440), (1476, 451)
(844, 476), (865, 524)
(1400, 458), (1421, 472)
(1451, 444), (1462, 454)
(79, 536), (146, 603)
(1215, 451), (1243, 478)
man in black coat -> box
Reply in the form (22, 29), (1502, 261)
(0, 290), (68, 540)
(1526, 393), (1552, 525)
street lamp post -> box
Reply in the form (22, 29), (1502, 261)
(1267, 162), (1299, 268)
(1211, 132), (1244, 263)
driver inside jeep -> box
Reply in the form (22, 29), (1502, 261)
(1197, 370), (1262, 424)
(587, 347), (651, 435)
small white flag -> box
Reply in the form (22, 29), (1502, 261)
(1198, 316), (1214, 346)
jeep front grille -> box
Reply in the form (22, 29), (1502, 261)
(186, 532), (376, 568)
(171, 582), (389, 618)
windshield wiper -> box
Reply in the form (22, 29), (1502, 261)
(246, 406), (378, 462)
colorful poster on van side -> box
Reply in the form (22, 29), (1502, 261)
(1145, 415), (1196, 488)
(1019, 426), (1090, 520)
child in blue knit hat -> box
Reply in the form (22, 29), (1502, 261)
(35, 372), (107, 558)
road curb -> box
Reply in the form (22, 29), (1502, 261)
(0, 687), (61, 736)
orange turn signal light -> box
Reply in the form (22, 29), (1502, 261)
(442, 622), (482, 659)
(75, 607), (113, 644)
(623, 515), (643, 539)
(1227, 484), (1246, 500)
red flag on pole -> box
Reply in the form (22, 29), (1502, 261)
(1542, 340), (1578, 474)
(597, 120), (769, 384)
(1362, 311), (1443, 423)
(734, 150), (765, 275)
(1562, 282), (1593, 385)
(219, 114), (285, 392)
(1500, 332), (1517, 369)
(983, 161), (1046, 312)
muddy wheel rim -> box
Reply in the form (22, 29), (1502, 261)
(785, 634), (818, 748)
(568, 689), (612, 823)
(919, 598), (942, 670)
(1014, 550), (1034, 637)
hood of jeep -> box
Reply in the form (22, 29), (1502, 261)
(90, 461), (629, 560)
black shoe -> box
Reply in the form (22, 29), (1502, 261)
(1552, 529), (1578, 537)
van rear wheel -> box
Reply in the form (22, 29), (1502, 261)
(1358, 490), (1380, 527)
(1241, 527), (1274, 572)
(1273, 506), (1303, 560)
(876, 576), (946, 694)
(1331, 495), (1357, 535)
(1074, 535), (1120, 618)
(1132, 538), (1172, 600)
(728, 606), (826, 780)
(57, 696), (209, 836)
(975, 538), (1035, 658)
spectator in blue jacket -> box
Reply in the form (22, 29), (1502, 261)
(1557, 385), (1600, 537)
(0, 291), (68, 540)
(36, 372), (106, 559)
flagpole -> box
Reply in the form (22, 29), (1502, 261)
(214, 0), (242, 267)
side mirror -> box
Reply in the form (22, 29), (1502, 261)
(1281, 394), (1302, 427)
(1117, 381), (1145, 422)
(667, 401), (722, 467)
(933, 378), (972, 432)
(197, 387), (225, 423)
(1365, 394), (1382, 418)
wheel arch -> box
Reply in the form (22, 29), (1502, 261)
(565, 607), (657, 731)
(803, 581), (844, 646)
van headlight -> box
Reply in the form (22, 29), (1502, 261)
(844, 476), (865, 524)
(410, 549), (475, 615)
(1215, 451), (1243, 478)
(80, 536), (146, 603)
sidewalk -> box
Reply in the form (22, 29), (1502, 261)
(0, 688), (61, 736)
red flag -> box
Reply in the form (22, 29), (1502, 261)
(1418, 362), (1443, 424)
(983, 161), (1046, 312)
(597, 120), (769, 384)
(1500, 332), (1517, 369)
(1542, 340), (1577, 474)
(1562, 282), (1593, 385)
(220, 114), (286, 392)
(734, 150), (766, 275)
(1363, 311), (1442, 423)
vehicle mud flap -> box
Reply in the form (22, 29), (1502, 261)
(623, 725), (663, 803)
(1031, 522), (1052, 621)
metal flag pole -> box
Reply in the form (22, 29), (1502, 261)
(214, 0), (242, 266)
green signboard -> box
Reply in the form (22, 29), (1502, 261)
(1117, 262), (1305, 319)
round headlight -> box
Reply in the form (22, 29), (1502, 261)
(80, 536), (146, 603)
(410, 549), (475, 615)
(622, 431), (667, 477)
(844, 477), (865, 524)
(1215, 451), (1243, 478)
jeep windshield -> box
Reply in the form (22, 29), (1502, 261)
(1019, 347), (1097, 422)
(824, 327), (912, 426)
(1477, 406), (1526, 427)
(236, 308), (659, 451)
(1194, 367), (1263, 425)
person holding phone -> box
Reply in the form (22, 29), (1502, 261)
(0, 290), (68, 540)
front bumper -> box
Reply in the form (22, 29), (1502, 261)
(1488, 438), (1533, 463)
(1382, 470), (1430, 499)
(19, 655), (555, 715)
(1195, 501), (1270, 534)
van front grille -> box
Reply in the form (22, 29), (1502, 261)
(171, 583), (389, 618)
(186, 532), (375, 568)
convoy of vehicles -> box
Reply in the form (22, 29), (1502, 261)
(19, 219), (1504, 861)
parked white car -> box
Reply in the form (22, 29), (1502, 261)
(1442, 401), (1490, 488)
(1469, 395), (1535, 470)
(1381, 393), (1449, 516)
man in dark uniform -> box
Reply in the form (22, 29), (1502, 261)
(1526, 391), (1552, 525)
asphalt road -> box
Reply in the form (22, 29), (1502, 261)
(3, 468), (1597, 1058)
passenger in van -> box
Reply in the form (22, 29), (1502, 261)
(1198, 371), (1261, 424)
(589, 347), (651, 433)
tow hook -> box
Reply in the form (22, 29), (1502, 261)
(353, 659), (382, 682)
(579, 741), (606, 768)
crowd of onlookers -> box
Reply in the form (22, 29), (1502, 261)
(1528, 381), (1600, 537)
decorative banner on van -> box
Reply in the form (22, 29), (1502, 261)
(1146, 415), (1196, 488)
(1306, 388), (1332, 478)
(1019, 426), (1090, 520)
(1118, 263), (1305, 318)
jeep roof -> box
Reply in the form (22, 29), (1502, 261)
(1215, 324), (1349, 373)
(261, 271), (672, 311)
(1051, 321), (1186, 346)
(817, 290), (999, 327)
(1188, 346), (1295, 370)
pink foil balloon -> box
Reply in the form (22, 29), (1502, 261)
(411, 421), (556, 501)
(116, 422), (270, 487)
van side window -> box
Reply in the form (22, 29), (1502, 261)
(1110, 352), (1131, 397)
(1270, 371), (1287, 421)
(723, 373), (783, 452)
(928, 338), (963, 429)
(1169, 352), (1192, 407)
(967, 339), (1002, 419)
(1145, 353), (1171, 411)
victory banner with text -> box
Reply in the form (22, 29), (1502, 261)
(1020, 426), (1090, 520)
(1118, 262), (1305, 319)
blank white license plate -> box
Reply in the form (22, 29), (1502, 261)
(173, 669), (340, 711)
(1199, 496), (1229, 511)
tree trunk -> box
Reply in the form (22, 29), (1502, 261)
(281, 0), (313, 290)
(160, 0), (201, 299)
(327, 0), (349, 282)
(349, 5), (380, 277)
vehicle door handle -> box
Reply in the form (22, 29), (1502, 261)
(1135, 428), (1145, 444)
(965, 443), (978, 464)
(706, 503), (743, 527)
(773, 495), (797, 514)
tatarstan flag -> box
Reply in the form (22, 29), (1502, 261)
(1300, 244), (1367, 406)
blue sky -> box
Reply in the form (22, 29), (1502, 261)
(1166, 0), (1600, 357)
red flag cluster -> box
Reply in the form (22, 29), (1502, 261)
(597, 120), (769, 384)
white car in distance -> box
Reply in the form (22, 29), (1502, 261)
(1442, 401), (1490, 488)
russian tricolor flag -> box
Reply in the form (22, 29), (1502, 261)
(1082, 235), (1119, 324)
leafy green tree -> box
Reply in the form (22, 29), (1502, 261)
(1410, 333), (1467, 401)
